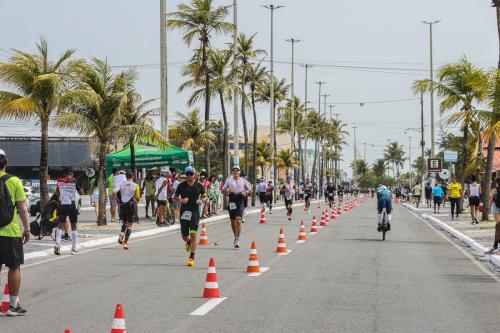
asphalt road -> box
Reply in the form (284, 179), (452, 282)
(2, 198), (500, 332)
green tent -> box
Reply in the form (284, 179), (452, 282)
(106, 144), (193, 175)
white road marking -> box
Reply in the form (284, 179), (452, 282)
(248, 267), (270, 277)
(190, 297), (227, 316)
(296, 240), (306, 244)
(406, 209), (500, 284)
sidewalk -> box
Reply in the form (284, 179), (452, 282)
(401, 202), (500, 270)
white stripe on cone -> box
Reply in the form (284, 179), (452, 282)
(204, 282), (219, 289)
(111, 319), (126, 329)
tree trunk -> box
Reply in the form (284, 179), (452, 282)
(97, 141), (107, 226)
(311, 140), (318, 185)
(461, 124), (469, 185)
(298, 133), (304, 183)
(202, 37), (211, 175)
(251, 90), (257, 206)
(39, 117), (49, 210)
(219, 90), (229, 181)
(241, 83), (249, 178)
(130, 141), (136, 174)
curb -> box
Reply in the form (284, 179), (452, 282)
(401, 203), (500, 271)
(25, 201), (311, 261)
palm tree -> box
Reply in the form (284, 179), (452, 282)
(255, 141), (273, 178)
(275, 148), (298, 177)
(56, 58), (132, 225)
(0, 38), (82, 208)
(172, 108), (216, 166)
(235, 33), (266, 178)
(168, 0), (234, 174)
(414, 57), (489, 186)
(247, 61), (267, 204)
(372, 159), (387, 178)
(304, 110), (325, 184)
(119, 91), (168, 173)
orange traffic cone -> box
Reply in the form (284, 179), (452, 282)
(64, 329), (72, 333)
(310, 217), (318, 235)
(320, 211), (326, 228)
(110, 304), (126, 333)
(198, 223), (209, 245)
(325, 210), (330, 225)
(297, 220), (308, 242)
(203, 258), (220, 298)
(337, 207), (342, 215)
(276, 228), (288, 254)
(1, 284), (9, 313)
(247, 241), (260, 273)
(317, 202), (321, 208)
(331, 208), (337, 220)
(260, 211), (266, 224)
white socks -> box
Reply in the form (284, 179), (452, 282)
(71, 231), (77, 250)
(377, 214), (382, 224)
(388, 214), (392, 221)
(55, 229), (62, 246)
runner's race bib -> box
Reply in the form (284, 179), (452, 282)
(329, 193), (334, 197)
(229, 202), (237, 210)
(181, 211), (192, 221)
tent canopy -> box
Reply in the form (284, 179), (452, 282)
(106, 144), (193, 175)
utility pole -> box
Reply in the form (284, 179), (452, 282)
(315, 81), (326, 114)
(263, 4), (283, 194)
(422, 20), (440, 158)
(322, 94), (330, 118)
(233, 0), (239, 167)
(328, 105), (335, 120)
(363, 142), (367, 161)
(409, 136), (413, 187)
(303, 64), (310, 181)
(160, 0), (168, 139)
(420, 92), (426, 204)
(333, 113), (340, 121)
(285, 38), (300, 158)
(353, 126), (358, 185)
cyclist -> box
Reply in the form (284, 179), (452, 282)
(376, 184), (392, 231)
(303, 178), (313, 212)
(325, 182), (336, 208)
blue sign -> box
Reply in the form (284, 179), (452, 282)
(444, 151), (458, 163)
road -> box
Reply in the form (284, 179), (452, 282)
(2, 198), (500, 332)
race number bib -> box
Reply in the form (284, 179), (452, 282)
(181, 211), (192, 221)
(328, 193), (334, 197)
(229, 202), (237, 210)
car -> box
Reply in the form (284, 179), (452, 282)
(28, 180), (81, 216)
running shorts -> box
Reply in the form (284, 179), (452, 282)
(469, 196), (480, 206)
(433, 196), (442, 204)
(180, 209), (200, 237)
(119, 201), (137, 223)
(58, 203), (78, 224)
(0, 236), (24, 268)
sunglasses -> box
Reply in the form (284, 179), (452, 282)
(186, 172), (194, 176)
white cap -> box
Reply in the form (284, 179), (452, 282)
(0, 149), (5, 157)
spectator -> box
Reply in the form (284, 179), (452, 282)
(90, 173), (100, 218)
(424, 183), (432, 208)
(412, 183), (421, 208)
(0, 148), (30, 316)
(107, 168), (118, 222)
(431, 183), (444, 214)
(485, 177), (500, 255)
(448, 177), (463, 220)
(467, 175), (481, 225)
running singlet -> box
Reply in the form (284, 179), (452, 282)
(304, 183), (313, 195)
(115, 181), (139, 203)
(326, 186), (335, 199)
(282, 183), (295, 200)
(57, 178), (80, 205)
(257, 182), (267, 193)
(156, 177), (167, 200)
(175, 181), (204, 211)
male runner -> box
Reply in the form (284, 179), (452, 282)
(174, 166), (204, 267)
(113, 170), (140, 250)
(326, 182), (336, 208)
(54, 169), (83, 255)
(303, 178), (313, 212)
(337, 185), (344, 203)
(222, 165), (252, 248)
(266, 180), (274, 214)
(257, 178), (267, 211)
(281, 178), (295, 220)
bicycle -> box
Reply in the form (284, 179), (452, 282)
(379, 208), (390, 241)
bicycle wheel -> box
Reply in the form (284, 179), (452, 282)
(382, 211), (387, 241)
(382, 229), (386, 241)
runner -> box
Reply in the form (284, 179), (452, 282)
(281, 178), (295, 220)
(0, 149), (30, 316)
(54, 169), (83, 255)
(303, 178), (313, 212)
(266, 180), (274, 214)
(222, 165), (252, 248)
(142, 173), (155, 219)
(412, 182), (421, 208)
(155, 171), (168, 225)
(299, 182), (304, 202)
(174, 166), (204, 267)
(106, 168), (118, 222)
(337, 185), (344, 203)
(113, 170), (140, 250)
(325, 182), (336, 208)
(257, 178), (267, 211)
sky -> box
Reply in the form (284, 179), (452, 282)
(0, 0), (497, 175)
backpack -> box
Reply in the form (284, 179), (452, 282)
(0, 174), (15, 228)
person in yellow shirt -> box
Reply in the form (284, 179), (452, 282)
(448, 177), (463, 220)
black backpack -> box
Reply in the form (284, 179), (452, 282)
(0, 174), (15, 228)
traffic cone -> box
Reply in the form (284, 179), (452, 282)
(325, 210), (330, 225)
(110, 304), (126, 333)
(297, 220), (308, 242)
(276, 228), (288, 253)
(317, 202), (321, 208)
(260, 211), (266, 224)
(247, 241), (260, 273)
(320, 212), (326, 228)
(64, 329), (72, 333)
(310, 217), (318, 235)
(203, 258), (220, 298)
(198, 223), (209, 245)
(337, 207), (342, 215)
(1, 284), (9, 313)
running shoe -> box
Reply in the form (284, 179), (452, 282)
(145, 215), (150, 219)
(6, 305), (27, 316)
(123, 242), (129, 250)
(288, 216), (292, 221)
(484, 248), (500, 255)
(185, 242), (191, 253)
(71, 248), (78, 255)
(118, 233), (124, 244)
(187, 258), (195, 267)
(54, 245), (61, 256)
(234, 238), (240, 248)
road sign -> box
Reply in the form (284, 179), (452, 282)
(439, 169), (450, 180)
(444, 151), (458, 163)
(427, 158), (442, 172)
